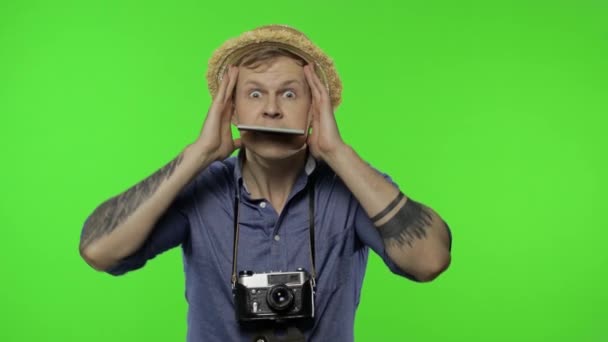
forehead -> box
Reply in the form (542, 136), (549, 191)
(238, 56), (305, 86)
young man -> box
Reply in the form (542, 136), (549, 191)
(79, 25), (452, 341)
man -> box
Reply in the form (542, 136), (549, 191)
(79, 25), (452, 341)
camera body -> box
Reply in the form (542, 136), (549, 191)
(234, 268), (315, 322)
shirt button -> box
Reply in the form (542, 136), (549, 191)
(274, 234), (280, 241)
(260, 202), (267, 208)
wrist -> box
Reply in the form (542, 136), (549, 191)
(183, 142), (215, 171)
(324, 143), (353, 169)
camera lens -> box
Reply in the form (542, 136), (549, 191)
(266, 284), (294, 312)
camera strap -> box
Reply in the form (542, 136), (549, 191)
(231, 171), (317, 289)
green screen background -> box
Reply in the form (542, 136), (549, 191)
(1, 0), (606, 341)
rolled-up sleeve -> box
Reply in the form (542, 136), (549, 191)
(352, 171), (420, 280)
(105, 205), (189, 276)
(353, 170), (453, 281)
(354, 200), (420, 280)
(102, 176), (197, 276)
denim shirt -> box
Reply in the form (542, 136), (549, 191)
(104, 150), (412, 341)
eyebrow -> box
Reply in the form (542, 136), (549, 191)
(243, 79), (303, 88)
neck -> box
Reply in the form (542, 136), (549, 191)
(241, 148), (308, 205)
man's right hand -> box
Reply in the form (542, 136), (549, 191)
(192, 65), (241, 164)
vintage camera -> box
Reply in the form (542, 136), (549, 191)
(234, 268), (315, 322)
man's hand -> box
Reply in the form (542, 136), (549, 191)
(303, 64), (347, 161)
(192, 65), (242, 164)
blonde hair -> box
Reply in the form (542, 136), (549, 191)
(235, 46), (308, 70)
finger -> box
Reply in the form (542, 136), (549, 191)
(308, 64), (329, 103)
(304, 64), (322, 101)
(222, 70), (240, 127)
(305, 68), (323, 124)
(308, 102), (320, 130)
(220, 98), (233, 129)
(224, 66), (239, 105)
(215, 66), (232, 104)
(221, 99), (233, 127)
(204, 67), (233, 134)
(222, 83), (234, 123)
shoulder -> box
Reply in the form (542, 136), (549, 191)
(180, 155), (238, 203)
(200, 155), (237, 184)
(312, 160), (349, 196)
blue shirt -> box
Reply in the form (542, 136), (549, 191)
(105, 149), (412, 341)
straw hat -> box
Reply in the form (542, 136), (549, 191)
(206, 24), (342, 109)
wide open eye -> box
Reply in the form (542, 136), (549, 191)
(283, 90), (296, 99)
(249, 90), (262, 98)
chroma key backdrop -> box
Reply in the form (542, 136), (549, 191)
(1, 0), (606, 341)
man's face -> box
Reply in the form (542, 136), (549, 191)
(232, 56), (312, 160)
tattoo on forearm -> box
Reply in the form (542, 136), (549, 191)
(80, 154), (184, 249)
(376, 196), (433, 248)
(371, 192), (404, 223)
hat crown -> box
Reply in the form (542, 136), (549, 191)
(206, 25), (342, 109)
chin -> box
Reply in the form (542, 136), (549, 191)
(243, 136), (307, 161)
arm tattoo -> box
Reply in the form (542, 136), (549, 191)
(80, 154), (184, 250)
(371, 192), (404, 223)
(376, 197), (433, 248)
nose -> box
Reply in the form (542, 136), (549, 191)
(263, 111), (281, 119)
(263, 97), (282, 119)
